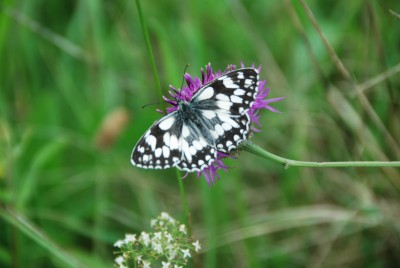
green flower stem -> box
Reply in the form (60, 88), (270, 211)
(176, 169), (191, 233)
(135, 0), (190, 231)
(243, 142), (400, 168)
(134, 0), (164, 109)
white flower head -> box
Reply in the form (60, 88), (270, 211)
(153, 232), (162, 240)
(181, 248), (191, 258)
(137, 255), (142, 263)
(164, 232), (173, 243)
(140, 232), (151, 246)
(192, 240), (201, 252)
(152, 242), (163, 254)
(179, 224), (187, 234)
(113, 212), (197, 268)
(161, 212), (176, 224)
(160, 212), (170, 220)
(124, 234), (136, 244)
(115, 255), (125, 265)
(162, 261), (171, 268)
(142, 260), (151, 268)
(113, 239), (125, 248)
(168, 248), (178, 260)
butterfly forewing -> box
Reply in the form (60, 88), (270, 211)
(191, 68), (259, 114)
(190, 68), (259, 153)
(131, 68), (259, 172)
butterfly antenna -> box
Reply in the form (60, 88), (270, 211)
(173, 64), (190, 100)
(141, 101), (164, 109)
(180, 64), (190, 89)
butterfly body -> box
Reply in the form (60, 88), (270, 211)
(131, 68), (259, 172)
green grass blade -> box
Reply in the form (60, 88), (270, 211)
(1, 207), (84, 268)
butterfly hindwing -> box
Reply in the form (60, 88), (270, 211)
(172, 121), (217, 172)
(131, 112), (181, 169)
(131, 112), (217, 172)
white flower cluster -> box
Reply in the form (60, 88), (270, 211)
(113, 212), (201, 268)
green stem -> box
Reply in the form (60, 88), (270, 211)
(176, 169), (191, 232)
(176, 171), (198, 267)
(243, 142), (400, 168)
(134, 0), (164, 109)
(134, 0), (190, 232)
(135, 0), (191, 230)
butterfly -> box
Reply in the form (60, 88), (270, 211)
(131, 68), (259, 172)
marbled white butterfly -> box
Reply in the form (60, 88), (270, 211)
(131, 68), (259, 172)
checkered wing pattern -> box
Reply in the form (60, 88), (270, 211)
(131, 68), (259, 172)
(131, 112), (217, 172)
(190, 68), (259, 153)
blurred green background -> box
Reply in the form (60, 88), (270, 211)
(1, 0), (400, 267)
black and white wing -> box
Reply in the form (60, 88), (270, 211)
(131, 112), (217, 172)
(131, 112), (179, 170)
(190, 68), (259, 153)
(131, 68), (259, 173)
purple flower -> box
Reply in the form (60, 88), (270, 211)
(163, 63), (284, 185)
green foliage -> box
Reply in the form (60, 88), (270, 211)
(1, 0), (400, 267)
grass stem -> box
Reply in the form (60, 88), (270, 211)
(134, 0), (164, 110)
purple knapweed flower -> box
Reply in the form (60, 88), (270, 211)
(163, 63), (284, 185)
